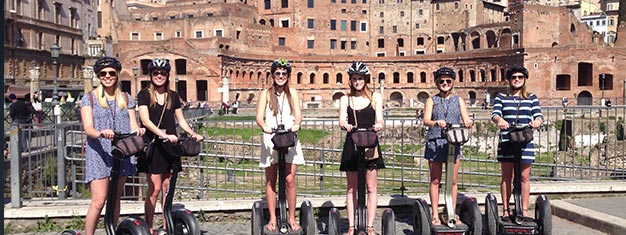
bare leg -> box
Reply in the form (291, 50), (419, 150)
(500, 162), (514, 217)
(285, 163), (300, 231)
(429, 162), (442, 225)
(113, 176), (128, 224)
(521, 163), (532, 217)
(85, 178), (109, 235)
(265, 164), (278, 231)
(366, 168), (378, 230)
(160, 173), (171, 231)
(145, 173), (165, 234)
(346, 171), (358, 232)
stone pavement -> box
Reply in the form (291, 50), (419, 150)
(4, 181), (626, 234)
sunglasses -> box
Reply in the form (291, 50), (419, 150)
(510, 75), (526, 80)
(152, 71), (169, 76)
(99, 71), (117, 77)
(274, 72), (288, 77)
(437, 79), (453, 85)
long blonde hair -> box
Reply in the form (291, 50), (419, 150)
(508, 81), (531, 99)
(268, 82), (294, 117)
(93, 80), (128, 110)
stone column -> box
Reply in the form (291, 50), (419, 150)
(29, 66), (40, 102)
(83, 66), (96, 92)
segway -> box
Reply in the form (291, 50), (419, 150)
(413, 125), (481, 235)
(251, 126), (316, 235)
(61, 132), (150, 235)
(485, 125), (552, 235)
(162, 135), (201, 235)
(328, 128), (396, 235)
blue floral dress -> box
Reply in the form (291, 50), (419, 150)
(81, 92), (137, 183)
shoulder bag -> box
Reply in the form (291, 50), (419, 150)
(508, 98), (534, 144)
(349, 97), (379, 160)
(270, 91), (297, 150)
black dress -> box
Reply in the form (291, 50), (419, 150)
(339, 103), (385, 172)
(136, 89), (182, 174)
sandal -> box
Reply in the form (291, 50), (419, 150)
(289, 220), (301, 231)
(454, 215), (463, 225)
(345, 226), (355, 235)
(366, 225), (376, 235)
(432, 216), (441, 226)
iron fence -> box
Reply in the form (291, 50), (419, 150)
(5, 106), (626, 208)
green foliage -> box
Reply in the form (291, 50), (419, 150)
(35, 215), (60, 232)
(64, 215), (85, 230)
(199, 126), (330, 144)
(206, 115), (256, 121)
(599, 121), (606, 133)
(197, 209), (208, 223)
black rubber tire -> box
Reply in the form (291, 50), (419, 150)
(251, 201), (265, 235)
(536, 195), (553, 235)
(60, 229), (81, 235)
(116, 217), (151, 235)
(412, 198), (431, 235)
(328, 208), (341, 235)
(299, 201), (317, 235)
(459, 197), (482, 235)
(173, 209), (200, 235)
(381, 208), (396, 235)
(484, 193), (498, 235)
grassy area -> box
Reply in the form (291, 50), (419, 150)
(198, 126), (331, 145)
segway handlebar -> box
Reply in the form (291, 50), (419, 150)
(352, 127), (376, 132)
(99, 131), (137, 140)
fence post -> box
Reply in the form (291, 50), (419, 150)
(10, 125), (22, 208)
(55, 122), (66, 199)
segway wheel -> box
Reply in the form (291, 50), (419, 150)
(459, 197), (482, 235)
(252, 201), (265, 235)
(381, 208), (396, 235)
(412, 198), (431, 235)
(299, 201), (317, 235)
(173, 209), (201, 235)
(484, 193), (498, 235)
(60, 229), (82, 235)
(535, 195), (552, 235)
(116, 217), (150, 235)
(328, 208), (341, 235)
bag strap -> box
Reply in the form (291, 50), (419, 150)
(514, 98), (521, 126)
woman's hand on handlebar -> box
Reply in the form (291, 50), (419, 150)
(373, 123), (383, 132)
(99, 129), (115, 139)
(342, 124), (354, 132)
(163, 134), (179, 143)
(434, 120), (447, 128)
(529, 119), (542, 129)
(191, 133), (204, 142)
(463, 119), (474, 128)
(262, 125), (273, 134)
(134, 128), (146, 136)
(291, 124), (300, 132)
(497, 118), (510, 130)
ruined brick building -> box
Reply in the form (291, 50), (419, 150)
(5, 0), (626, 108)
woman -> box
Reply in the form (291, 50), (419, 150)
(81, 56), (145, 235)
(137, 58), (204, 235)
(255, 59), (305, 232)
(338, 61), (384, 235)
(491, 65), (543, 218)
(422, 67), (473, 225)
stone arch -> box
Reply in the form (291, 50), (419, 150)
(470, 31), (481, 49)
(451, 32), (467, 51)
(420, 72), (427, 83)
(417, 91), (430, 103)
(296, 72), (303, 84)
(458, 69), (464, 82)
(393, 72), (400, 83)
(332, 91), (345, 108)
(257, 71), (263, 84)
(336, 73), (343, 84)
(389, 91), (404, 107)
(407, 72), (414, 83)
(309, 73), (316, 84)
(247, 92), (256, 103)
(378, 72), (386, 81)
(577, 91), (592, 105)
(166, 11), (178, 19)
(259, 19), (266, 25)
(551, 42), (558, 47)
(570, 23), (576, 33)
(486, 30), (498, 48)
(500, 28), (512, 49)
(323, 72), (330, 84)
(468, 91), (477, 106)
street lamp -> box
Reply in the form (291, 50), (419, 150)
(175, 76), (179, 93)
(132, 65), (139, 96)
(601, 73), (606, 106)
(50, 43), (60, 102)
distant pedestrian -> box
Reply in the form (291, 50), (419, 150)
(9, 93), (32, 149)
(231, 100), (239, 114)
(384, 104), (390, 120)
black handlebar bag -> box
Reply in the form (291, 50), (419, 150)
(271, 132), (297, 150)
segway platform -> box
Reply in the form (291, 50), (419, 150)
(498, 217), (538, 235)
(431, 223), (469, 235)
(263, 225), (302, 235)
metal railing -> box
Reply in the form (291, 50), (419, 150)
(5, 106), (626, 208)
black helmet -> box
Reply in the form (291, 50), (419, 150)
(148, 58), (171, 73)
(94, 57), (122, 73)
(347, 61), (370, 76)
(433, 67), (456, 80)
(505, 65), (529, 80)
(270, 59), (292, 74)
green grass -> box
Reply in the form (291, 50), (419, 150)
(198, 126), (330, 145)
(204, 115), (256, 121)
